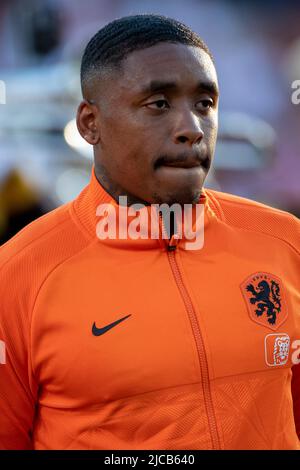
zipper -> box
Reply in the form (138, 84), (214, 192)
(159, 212), (221, 450)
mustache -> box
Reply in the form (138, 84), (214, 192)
(154, 152), (210, 170)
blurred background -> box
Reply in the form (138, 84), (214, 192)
(0, 0), (300, 244)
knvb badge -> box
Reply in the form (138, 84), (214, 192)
(0, 80), (6, 104)
(241, 272), (288, 331)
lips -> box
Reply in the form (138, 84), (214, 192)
(161, 160), (201, 169)
(154, 154), (209, 170)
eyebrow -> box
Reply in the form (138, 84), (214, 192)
(137, 79), (219, 97)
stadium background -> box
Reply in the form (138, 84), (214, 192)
(0, 0), (299, 244)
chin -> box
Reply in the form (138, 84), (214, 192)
(153, 187), (202, 206)
(152, 169), (207, 205)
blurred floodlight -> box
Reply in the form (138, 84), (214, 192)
(64, 119), (93, 160)
(0, 80), (6, 104)
(1, 63), (80, 104)
(219, 112), (276, 148)
(214, 111), (276, 170)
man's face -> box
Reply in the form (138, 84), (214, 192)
(82, 42), (219, 205)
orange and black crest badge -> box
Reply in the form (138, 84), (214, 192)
(241, 272), (288, 330)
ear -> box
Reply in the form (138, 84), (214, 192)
(76, 99), (101, 145)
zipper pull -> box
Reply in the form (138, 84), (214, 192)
(168, 234), (179, 251)
(158, 211), (179, 251)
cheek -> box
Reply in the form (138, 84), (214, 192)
(203, 116), (218, 144)
(101, 112), (148, 154)
(99, 111), (162, 176)
(101, 133), (149, 178)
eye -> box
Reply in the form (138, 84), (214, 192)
(145, 99), (169, 110)
(196, 98), (214, 112)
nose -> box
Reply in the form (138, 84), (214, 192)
(173, 107), (204, 146)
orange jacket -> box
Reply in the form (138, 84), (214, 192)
(0, 168), (299, 450)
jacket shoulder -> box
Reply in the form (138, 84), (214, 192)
(0, 201), (87, 267)
(206, 189), (300, 255)
(0, 201), (90, 314)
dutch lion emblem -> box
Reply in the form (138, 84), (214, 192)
(241, 273), (288, 330)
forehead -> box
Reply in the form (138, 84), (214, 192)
(116, 42), (218, 95)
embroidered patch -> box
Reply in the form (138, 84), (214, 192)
(264, 333), (290, 366)
(241, 272), (288, 330)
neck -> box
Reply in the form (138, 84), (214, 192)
(94, 162), (203, 208)
(94, 163), (150, 207)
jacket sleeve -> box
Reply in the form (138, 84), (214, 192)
(292, 363), (300, 440)
(0, 260), (38, 449)
(289, 213), (300, 440)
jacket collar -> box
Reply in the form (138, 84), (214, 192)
(73, 166), (220, 251)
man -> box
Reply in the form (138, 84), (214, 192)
(0, 14), (299, 450)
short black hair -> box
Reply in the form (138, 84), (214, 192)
(80, 14), (213, 97)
